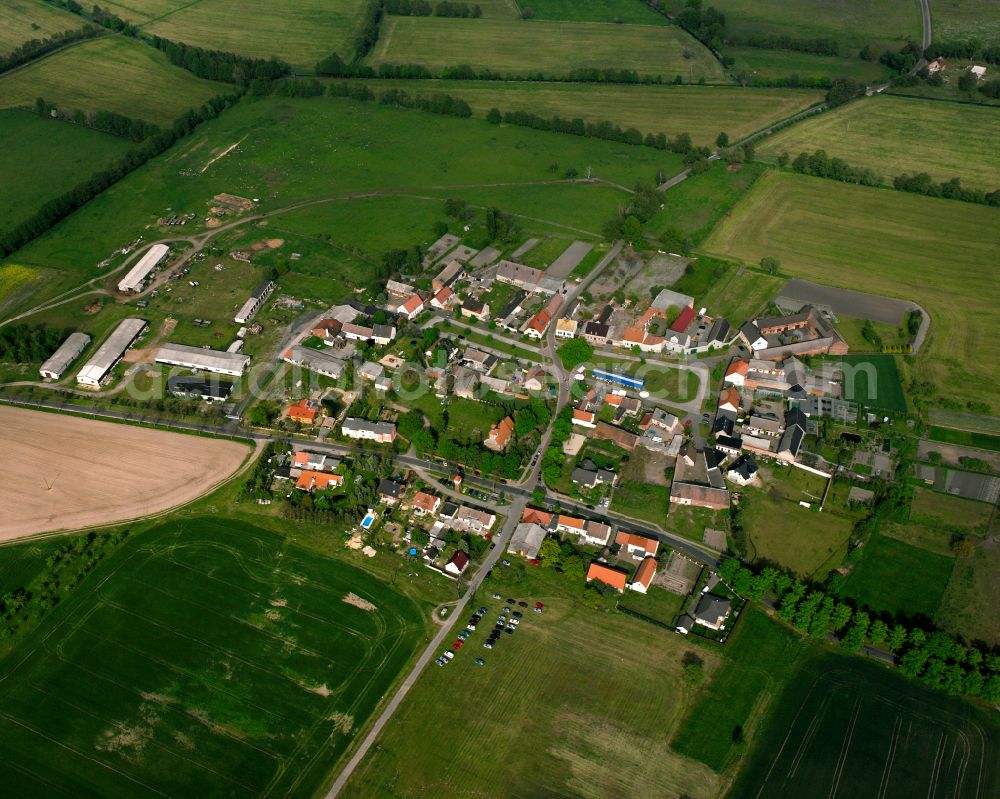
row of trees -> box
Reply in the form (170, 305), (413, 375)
(151, 36), (289, 83)
(325, 81), (472, 119)
(785, 148), (882, 187)
(0, 91), (238, 258)
(385, 0), (482, 17)
(0, 24), (101, 75)
(0, 324), (68, 364)
(35, 98), (160, 141)
(354, 0), (384, 61)
(926, 40), (1000, 65)
(672, 0), (726, 52)
(892, 172), (1000, 206)
(733, 34), (840, 57)
(718, 557), (1000, 703)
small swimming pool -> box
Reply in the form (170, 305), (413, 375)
(360, 511), (376, 530)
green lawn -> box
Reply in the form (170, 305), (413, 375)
(356, 80), (822, 145)
(829, 353), (907, 412)
(0, 515), (429, 797)
(840, 532), (955, 621)
(759, 95), (1000, 191)
(726, 46), (893, 82)
(0, 109), (132, 237)
(834, 313), (909, 352)
(613, 480), (673, 529)
(344, 566), (728, 799)
(0, 36), (230, 125)
(699, 264), (784, 323)
(672, 608), (807, 772)
(928, 426), (1000, 452)
(619, 584), (688, 626)
(517, 235), (576, 268)
(932, 0), (1000, 42)
(0, 0), (82, 55)
(370, 16), (729, 81)
(524, 0), (669, 24)
(703, 170), (1000, 414)
(728, 648), (1000, 799)
(647, 160), (768, 242)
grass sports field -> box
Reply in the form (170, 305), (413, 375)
(136, 0), (369, 69)
(702, 170), (1000, 413)
(670, 0), (922, 51)
(0, 109), (132, 238)
(0, 36), (229, 125)
(0, 0), (82, 54)
(524, 0), (669, 24)
(932, 0), (1000, 42)
(728, 649), (1000, 799)
(345, 567), (726, 799)
(370, 17), (728, 81)
(0, 515), (428, 796)
(759, 95), (1000, 191)
(355, 80), (822, 144)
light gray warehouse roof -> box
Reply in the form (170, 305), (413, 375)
(155, 342), (250, 375)
(40, 332), (91, 378)
(283, 344), (346, 378)
(77, 318), (147, 385)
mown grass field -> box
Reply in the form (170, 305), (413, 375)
(884, 486), (993, 556)
(345, 566), (727, 799)
(673, 608), (807, 772)
(840, 532), (955, 621)
(929, 425), (1000, 452)
(0, 0), (82, 54)
(525, 0), (669, 24)
(703, 170), (1000, 413)
(370, 17), (729, 80)
(138, 0), (369, 69)
(932, 0), (1000, 42)
(0, 109), (133, 237)
(831, 353), (908, 412)
(727, 46), (892, 82)
(355, 80), (821, 145)
(699, 264), (784, 323)
(0, 516), (428, 797)
(759, 95), (1000, 191)
(3, 94), (675, 310)
(937, 536), (1000, 648)
(728, 648), (1000, 799)
(0, 36), (230, 125)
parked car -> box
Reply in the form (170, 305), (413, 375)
(504, 626), (515, 634)
(458, 630), (471, 640)
(467, 623), (477, 631)
(478, 606), (488, 615)
(513, 611), (523, 619)
(518, 600), (528, 607)
(509, 618), (519, 626)
(489, 542), (496, 550)
(483, 641), (493, 649)
(443, 651), (454, 660)
(506, 598), (515, 604)
(492, 593), (502, 599)
(436, 658), (446, 666)
(475, 658), (485, 666)
(452, 642), (462, 650)
(503, 606), (511, 613)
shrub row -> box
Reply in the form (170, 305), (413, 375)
(35, 97), (160, 141)
(0, 24), (101, 75)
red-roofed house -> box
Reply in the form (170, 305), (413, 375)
(296, 470), (343, 491)
(410, 491), (441, 516)
(724, 359), (749, 387)
(556, 515), (585, 534)
(522, 507), (554, 527)
(630, 556), (657, 593)
(605, 392), (623, 407)
(572, 408), (596, 428)
(312, 318), (342, 340)
(586, 562), (628, 592)
(670, 305), (697, 334)
(430, 286), (455, 309)
(718, 386), (741, 414)
(616, 531), (659, 558)
(399, 294), (425, 320)
(484, 416), (515, 452)
(445, 550), (470, 575)
(288, 399), (320, 424)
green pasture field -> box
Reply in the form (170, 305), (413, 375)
(699, 265), (783, 323)
(525, 0), (668, 24)
(727, 46), (892, 82)
(740, 467), (855, 579)
(370, 17), (729, 81)
(728, 648), (1000, 799)
(884, 486), (993, 557)
(0, 515), (428, 797)
(702, 170), (1000, 413)
(0, 110), (132, 237)
(3, 94), (674, 312)
(937, 532), (1000, 648)
(517, 235), (576, 267)
(664, 0), (920, 51)
(647, 160), (767, 242)
(759, 95), (1000, 191)
(356, 80), (822, 145)
(672, 608), (807, 772)
(834, 313), (909, 352)
(0, 36), (230, 125)
(829, 354), (907, 412)
(932, 0), (1000, 42)
(612, 480), (673, 529)
(102, 0), (369, 68)
(0, 0), (82, 54)
(345, 565), (728, 799)
(929, 425), (1000, 452)
(840, 532), (955, 620)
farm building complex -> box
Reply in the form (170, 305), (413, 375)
(39, 332), (91, 380)
(117, 244), (169, 293)
(76, 318), (146, 387)
(155, 343), (250, 376)
(234, 280), (276, 324)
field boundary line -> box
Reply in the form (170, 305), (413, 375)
(828, 697), (862, 799)
(877, 715), (903, 799)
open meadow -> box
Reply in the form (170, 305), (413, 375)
(524, 0), (669, 24)
(932, 0), (1000, 42)
(3, 95), (675, 310)
(0, 406), (250, 539)
(355, 80), (821, 144)
(727, 46), (892, 82)
(0, 0), (82, 54)
(759, 95), (1000, 191)
(728, 649), (1000, 799)
(0, 36), (230, 125)
(345, 566), (727, 799)
(702, 170), (1000, 413)
(0, 515), (429, 797)
(0, 109), (133, 239)
(369, 17), (729, 80)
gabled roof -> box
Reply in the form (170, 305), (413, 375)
(670, 305), (697, 333)
(557, 514), (585, 530)
(615, 531), (659, 555)
(487, 416), (515, 448)
(632, 556), (657, 588)
(401, 294), (424, 314)
(522, 507), (554, 526)
(586, 562), (628, 591)
(377, 478), (405, 498)
(432, 286), (454, 305)
(725, 359), (749, 379)
(446, 550), (470, 571)
(573, 408), (595, 423)
(412, 491), (440, 512)
(719, 385), (741, 410)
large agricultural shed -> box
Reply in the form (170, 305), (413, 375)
(39, 332), (91, 380)
(76, 318), (147, 387)
(283, 344), (346, 379)
(117, 243), (169, 293)
(235, 280), (276, 324)
(155, 342), (250, 376)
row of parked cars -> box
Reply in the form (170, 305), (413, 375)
(435, 596), (545, 667)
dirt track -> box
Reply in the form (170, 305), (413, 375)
(0, 406), (249, 541)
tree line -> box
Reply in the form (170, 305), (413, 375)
(325, 80), (473, 119)
(354, 0), (384, 60)
(35, 98), (160, 141)
(782, 148), (1000, 207)
(731, 33), (840, 57)
(718, 557), (1000, 703)
(0, 92), (238, 258)
(150, 36), (289, 83)
(385, 0), (482, 17)
(0, 24), (101, 75)
(0, 324), (69, 364)
(926, 40), (1000, 65)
